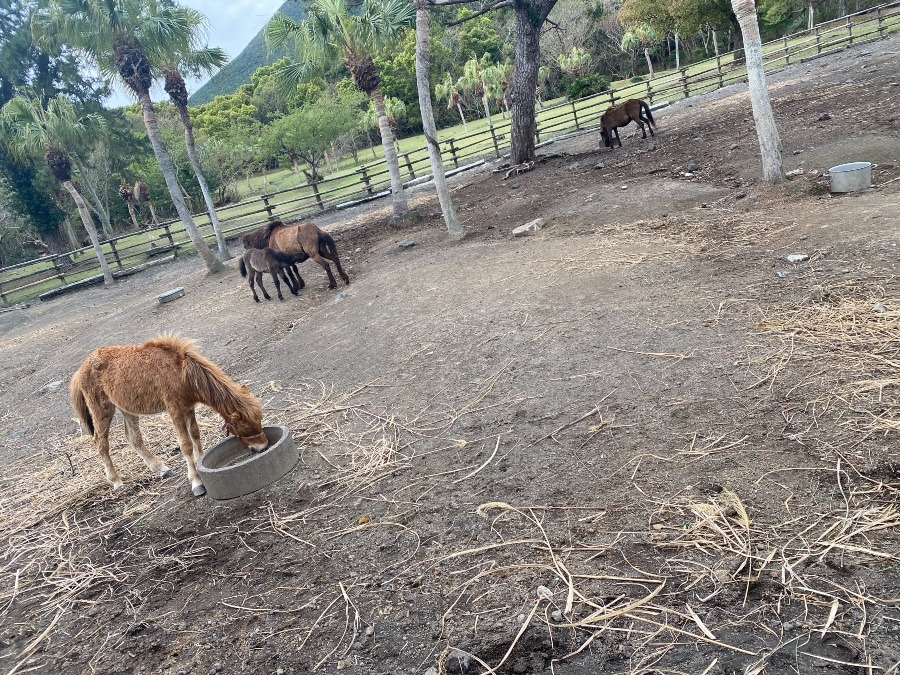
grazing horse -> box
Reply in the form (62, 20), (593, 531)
(69, 335), (268, 497)
(243, 220), (350, 290)
(600, 99), (656, 149)
(239, 247), (304, 302)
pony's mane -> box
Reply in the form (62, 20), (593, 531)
(145, 335), (262, 418)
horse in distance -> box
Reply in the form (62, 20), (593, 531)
(239, 247), (305, 302)
(70, 335), (268, 496)
(243, 220), (350, 290)
(600, 99), (656, 149)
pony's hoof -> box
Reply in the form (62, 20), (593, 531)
(254, 298), (260, 303)
(160, 467), (174, 478)
(192, 484), (207, 497)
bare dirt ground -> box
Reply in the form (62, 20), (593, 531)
(1, 38), (899, 675)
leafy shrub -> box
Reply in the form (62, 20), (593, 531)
(629, 75), (645, 83)
(562, 73), (610, 100)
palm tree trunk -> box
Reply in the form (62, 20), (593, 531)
(74, 160), (115, 239)
(126, 201), (140, 231)
(178, 104), (230, 260)
(61, 215), (79, 250)
(62, 179), (113, 285)
(675, 32), (680, 70)
(732, 0), (783, 183)
(456, 103), (468, 131)
(644, 47), (654, 79)
(481, 91), (493, 126)
(371, 87), (408, 219)
(137, 92), (225, 273)
(414, 0), (463, 238)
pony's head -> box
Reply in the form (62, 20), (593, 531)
(224, 390), (268, 451)
(600, 127), (611, 148)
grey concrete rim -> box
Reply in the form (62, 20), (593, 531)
(197, 425), (298, 500)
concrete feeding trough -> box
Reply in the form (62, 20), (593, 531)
(197, 425), (298, 499)
(157, 287), (185, 304)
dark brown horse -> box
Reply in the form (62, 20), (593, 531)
(242, 220), (349, 289)
(239, 247), (304, 302)
(599, 99), (656, 149)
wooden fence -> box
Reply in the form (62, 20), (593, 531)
(2, 0), (899, 306)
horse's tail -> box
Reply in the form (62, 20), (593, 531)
(319, 232), (339, 259)
(69, 369), (94, 437)
(641, 100), (656, 129)
(238, 257), (248, 278)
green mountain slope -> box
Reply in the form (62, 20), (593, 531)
(188, 0), (307, 106)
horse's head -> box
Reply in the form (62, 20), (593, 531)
(224, 409), (268, 452)
(600, 127), (611, 148)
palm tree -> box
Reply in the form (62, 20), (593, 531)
(731, 0), (783, 183)
(436, 73), (467, 131)
(413, 0), (462, 237)
(161, 43), (231, 259)
(34, 0), (226, 273)
(0, 95), (114, 285)
(460, 56), (492, 126)
(265, 0), (415, 220)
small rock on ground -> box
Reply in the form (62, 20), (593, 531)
(512, 218), (544, 236)
(594, 161), (606, 169)
(445, 650), (472, 674)
(818, 112), (832, 121)
(686, 161), (700, 171)
(37, 380), (63, 395)
(786, 253), (809, 263)
(730, 143), (739, 150)
(398, 239), (416, 248)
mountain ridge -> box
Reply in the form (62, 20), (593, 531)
(188, 0), (307, 106)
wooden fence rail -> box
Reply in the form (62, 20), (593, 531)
(2, 0), (898, 306)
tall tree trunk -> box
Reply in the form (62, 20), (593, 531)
(712, 28), (720, 58)
(675, 32), (681, 70)
(61, 180), (113, 284)
(414, 0), (463, 238)
(732, 0), (784, 183)
(644, 47), (654, 78)
(137, 92), (225, 273)
(74, 160), (114, 239)
(456, 103), (468, 130)
(61, 215), (79, 250)
(177, 104), (230, 260)
(808, 4), (814, 29)
(510, 6), (542, 164)
(838, 0), (847, 16)
(125, 200), (140, 230)
(371, 87), (409, 219)
(481, 91), (493, 126)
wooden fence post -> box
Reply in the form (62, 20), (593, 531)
(488, 125), (501, 157)
(402, 152), (416, 179)
(877, 6), (884, 35)
(447, 138), (459, 168)
(163, 224), (175, 247)
(816, 26), (822, 53)
(310, 180), (324, 210)
(570, 101), (580, 130)
(51, 255), (67, 285)
(260, 194), (275, 220)
(716, 55), (723, 87)
(357, 166), (373, 194)
(680, 68), (689, 98)
(783, 36), (790, 64)
(108, 239), (123, 269)
(847, 16), (853, 44)
(646, 80), (651, 102)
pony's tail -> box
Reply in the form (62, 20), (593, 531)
(641, 100), (656, 129)
(239, 257), (248, 278)
(69, 370), (94, 437)
(319, 232), (338, 259)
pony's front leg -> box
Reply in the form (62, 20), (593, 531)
(256, 272), (272, 300)
(169, 409), (205, 496)
(614, 128), (623, 148)
(123, 412), (172, 478)
(92, 406), (124, 489)
(186, 409), (204, 467)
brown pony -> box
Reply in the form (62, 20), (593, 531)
(243, 220), (349, 289)
(600, 99), (656, 149)
(239, 247), (304, 302)
(70, 335), (268, 497)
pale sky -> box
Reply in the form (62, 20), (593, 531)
(104, 0), (286, 108)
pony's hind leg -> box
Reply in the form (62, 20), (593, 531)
(248, 271), (261, 302)
(123, 412), (172, 478)
(256, 271), (272, 300)
(311, 254), (338, 289)
(326, 252), (350, 285)
(90, 401), (123, 489)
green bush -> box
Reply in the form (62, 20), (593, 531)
(629, 75), (645, 83)
(562, 73), (610, 100)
